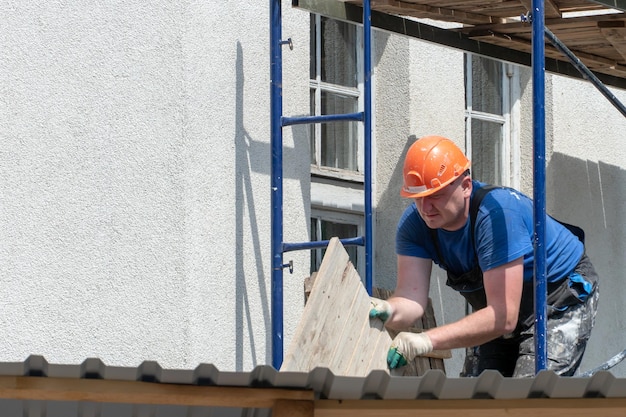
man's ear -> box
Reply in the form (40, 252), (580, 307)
(462, 176), (472, 196)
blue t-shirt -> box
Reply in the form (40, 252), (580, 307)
(396, 181), (583, 283)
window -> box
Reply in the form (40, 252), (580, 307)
(310, 211), (362, 274)
(309, 15), (365, 277)
(310, 15), (363, 175)
(465, 54), (520, 188)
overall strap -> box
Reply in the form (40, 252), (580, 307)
(469, 185), (501, 243)
(429, 184), (501, 269)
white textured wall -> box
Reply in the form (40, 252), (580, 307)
(0, 1), (309, 371)
(548, 75), (626, 376)
(2, 0), (625, 377)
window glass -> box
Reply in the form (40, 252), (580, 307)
(471, 119), (503, 185)
(310, 15), (360, 173)
(320, 91), (358, 170)
(466, 54), (510, 186)
(320, 18), (357, 87)
(310, 218), (358, 273)
(471, 55), (502, 115)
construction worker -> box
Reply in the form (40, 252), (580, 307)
(370, 135), (599, 377)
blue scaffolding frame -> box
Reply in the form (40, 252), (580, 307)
(530, 0), (548, 372)
(270, 0), (626, 372)
(270, 0), (373, 369)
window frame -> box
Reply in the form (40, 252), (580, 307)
(464, 53), (520, 188)
(310, 208), (365, 275)
(309, 14), (365, 180)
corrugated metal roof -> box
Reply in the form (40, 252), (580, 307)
(0, 356), (625, 416)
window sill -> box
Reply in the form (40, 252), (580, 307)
(310, 165), (364, 184)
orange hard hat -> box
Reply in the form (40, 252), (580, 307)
(400, 135), (471, 198)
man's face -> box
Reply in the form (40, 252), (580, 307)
(414, 175), (471, 231)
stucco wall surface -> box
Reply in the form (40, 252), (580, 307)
(2, 0), (625, 379)
(0, 1), (309, 371)
(548, 76), (626, 376)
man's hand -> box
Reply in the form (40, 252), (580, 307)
(387, 332), (433, 369)
(369, 298), (393, 322)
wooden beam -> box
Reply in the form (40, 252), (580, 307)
(294, 0), (626, 89)
(590, 0), (626, 13)
(314, 398), (626, 417)
(518, 0), (562, 19)
(0, 376), (314, 408)
(286, 238), (449, 377)
(599, 21), (626, 62)
(454, 14), (626, 36)
(465, 30), (626, 76)
(281, 238), (392, 376)
(371, 0), (497, 25)
(275, 399), (315, 417)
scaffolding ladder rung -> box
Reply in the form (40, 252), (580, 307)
(283, 237), (365, 253)
(282, 112), (364, 126)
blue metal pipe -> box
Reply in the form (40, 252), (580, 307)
(270, 0), (284, 370)
(282, 112), (364, 126)
(363, 0), (373, 295)
(283, 237), (365, 253)
(531, 0), (548, 373)
(270, 0), (374, 369)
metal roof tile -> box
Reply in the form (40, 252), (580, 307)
(1, 355), (625, 417)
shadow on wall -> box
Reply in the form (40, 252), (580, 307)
(547, 153), (625, 276)
(234, 42), (311, 370)
(374, 136), (416, 291)
(548, 152), (626, 374)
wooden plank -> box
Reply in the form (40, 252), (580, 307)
(599, 21), (626, 62)
(282, 239), (352, 372)
(346, 305), (386, 373)
(372, 0), (498, 25)
(326, 267), (380, 374)
(282, 238), (391, 376)
(0, 376), (313, 407)
(274, 400), (314, 417)
(518, 0), (562, 18)
(360, 317), (393, 373)
(280, 238), (391, 376)
(453, 14), (626, 36)
(307, 263), (361, 372)
(374, 289), (452, 361)
(314, 398), (626, 417)
(465, 30), (626, 75)
(372, 288), (432, 376)
(283, 238), (449, 377)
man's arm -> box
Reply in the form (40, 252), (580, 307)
(386, 256), (525, 368)
(425, 256), (524, 350)
(380, 254), (433, 330)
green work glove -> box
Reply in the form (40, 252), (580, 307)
(387, 332), (433, 369)
(369, 298), (393, 322)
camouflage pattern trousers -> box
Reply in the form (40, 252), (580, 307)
(460, 287), (599, 378)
